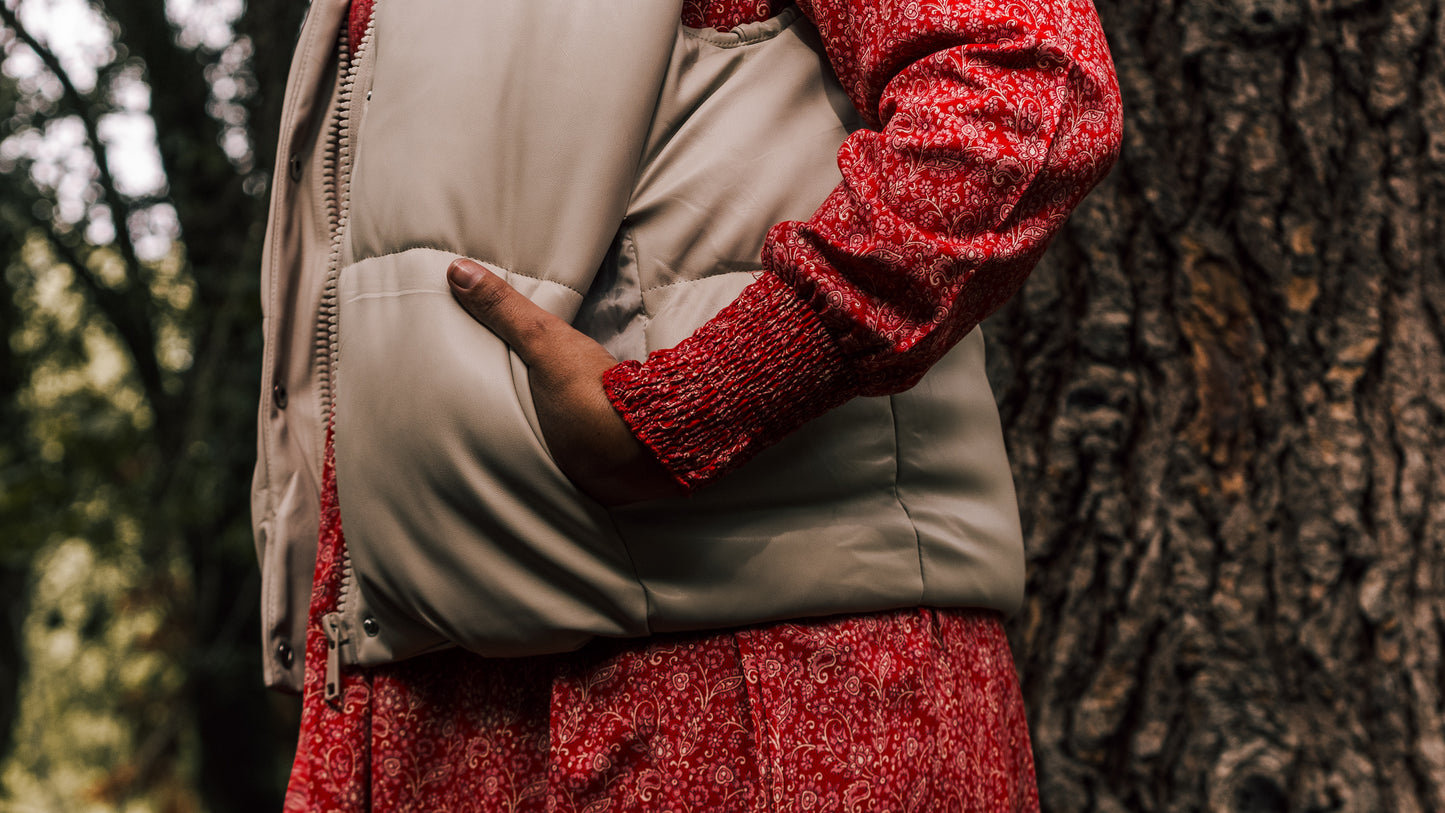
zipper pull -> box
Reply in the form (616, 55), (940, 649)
(322, 612), (348, 706)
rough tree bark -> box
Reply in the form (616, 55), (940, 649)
(989, 1), (1445, 810)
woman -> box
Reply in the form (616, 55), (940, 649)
(252, 0), (1122, 808)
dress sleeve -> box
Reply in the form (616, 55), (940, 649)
(602, 0), (1123, 492)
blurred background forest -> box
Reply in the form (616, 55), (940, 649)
(0, 0), (1441, 811)
(0, 0), (303, 809)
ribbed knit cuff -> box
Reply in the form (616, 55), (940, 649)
(602, 273), (859, 492)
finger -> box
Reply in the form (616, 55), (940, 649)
(447, 258), (568, 365)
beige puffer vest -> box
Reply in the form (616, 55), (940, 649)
(252, 0), (1023, 693)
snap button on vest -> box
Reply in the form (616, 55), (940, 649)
(272, 383), (288, 410)
(276, 641), (294, 668)
(362, 617), (379, 636)
(288, 153), (302, 182)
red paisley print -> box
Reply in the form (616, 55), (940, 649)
(682, 0), (785, 30)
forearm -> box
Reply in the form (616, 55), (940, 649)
(606, 0), (1124, 491)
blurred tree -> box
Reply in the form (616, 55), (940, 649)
(990, 0), (1445, 810)
(0, 0), (304, 809)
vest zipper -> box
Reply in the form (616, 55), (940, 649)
(321, 611), (349, 704)
(317, 24), (357, 429)
(315, 9), (372, 693)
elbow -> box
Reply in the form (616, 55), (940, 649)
(1085, 62), (1124, 183)
(1064, 33), (1125, 188)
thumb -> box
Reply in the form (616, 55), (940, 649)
(447, 258), (566, 365)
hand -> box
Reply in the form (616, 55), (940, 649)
(446, 258), (682, 506)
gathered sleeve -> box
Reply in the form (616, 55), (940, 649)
(603, 0), (1124, 491)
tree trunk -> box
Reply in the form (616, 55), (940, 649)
(988, 1), (1445, 810)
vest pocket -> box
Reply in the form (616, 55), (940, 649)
(332, 247), (649, 661)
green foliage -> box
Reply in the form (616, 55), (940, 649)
(0, 0), (306, 809)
